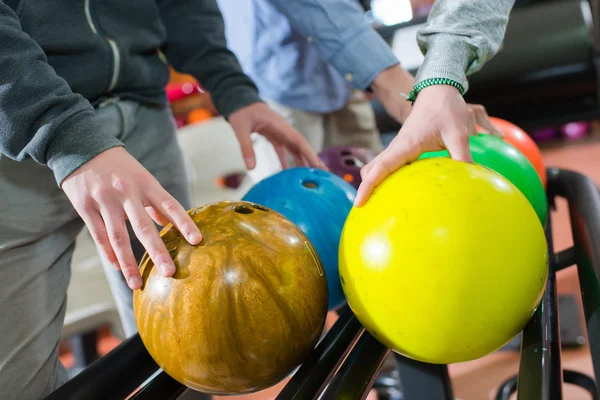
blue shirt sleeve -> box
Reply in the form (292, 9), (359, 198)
(267, 0), (399, 90)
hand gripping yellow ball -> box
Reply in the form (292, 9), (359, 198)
(339, 158), (548, 364)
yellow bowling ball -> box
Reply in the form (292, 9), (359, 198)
(339, 158), (548, 364)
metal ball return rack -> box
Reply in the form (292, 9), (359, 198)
(44, 167), (600, 400)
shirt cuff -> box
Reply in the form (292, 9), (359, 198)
(212, 81), (263, 119)
(415, 33), (477, 93)
(329, 28), (399, 90)
(46, 111), (124, 186)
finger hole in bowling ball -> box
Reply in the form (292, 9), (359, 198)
(251, 204), (268, 212)
(302, 180), (319, 189)
(233, 205), (254, 214)
(343, 157), (358, 167)
(341, 150), (351, 156)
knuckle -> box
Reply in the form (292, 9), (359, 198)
(82, 196), (97, 211)
(161, 198), (180, 213)
(111, 177), (129, 193)
(133, 219), (153, 234)
(91, 187), (112, 202)
(92, 230), (110, 245)
(135, 170), (152, 183)
(109, 230), (127, 245)
(375, 160), (392, 176)
(78, 197), (98, 215)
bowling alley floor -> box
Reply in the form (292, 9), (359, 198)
(59, 127), (600, 400)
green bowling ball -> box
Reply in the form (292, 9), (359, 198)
(419, 134), (547, 225)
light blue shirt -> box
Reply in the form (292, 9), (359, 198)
(218, 0), (399, 114)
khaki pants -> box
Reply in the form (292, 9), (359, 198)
(268, 90), (383, 153)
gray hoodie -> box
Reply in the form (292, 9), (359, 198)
(416, 0), (516, 92)
(0, 0), (262, 185)
(0, 0), (514, 186)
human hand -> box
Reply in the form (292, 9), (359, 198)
(355, 84), (473, 206)
(468, 103), (503, 137)
(228, 102), (327, 170)
(370, 64), (500, 137)
(62, 147), (202, 290)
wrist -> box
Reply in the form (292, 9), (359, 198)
(414, 33), (473, 92)
(407, 77), (465, 104)
(47, 112), (124, 187)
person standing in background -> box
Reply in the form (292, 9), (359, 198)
(217, 0), (507, 164)
(218, 0), (390, 154)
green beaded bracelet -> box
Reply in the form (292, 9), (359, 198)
(406, 78), (465, 104)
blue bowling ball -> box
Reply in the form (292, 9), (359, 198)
(242, 167), (357, 310)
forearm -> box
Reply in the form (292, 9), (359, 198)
(0, 3), (123, 185)
(267, 0), (399, 90)
(370, 65), (415, 123)
(157, 0), (261, 118)
(415, 0), (515, 91)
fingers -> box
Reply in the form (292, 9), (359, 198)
(468, 104), (503, 137)
(233, 103), (328, 171)
(272, 134), (314, 169)
(360, 160), (375, 182)
(355, 135), (418, 207)
(467, 108), (478, 136)
(145, 187), (202, 246)
(146, 206), (170, 226)
(83, 185), (200, 290)
(444, 131), (473, 163)
(267, 114), (326, 169)
(273, 136), (307, 168)
(80, 207), (119, 270)
(291, 151), (308, 167)
(305, 148), (328, 170)
(99, 202), (142, 289)
(124, 199), (177, 278)
(232, 125), (257, 170)
(60, 147), (199, 292)
(286, 137), (321, 168)
(356, 116), (471, 208)
(274, 144), (290, 169)
(282, 127), (324, 168)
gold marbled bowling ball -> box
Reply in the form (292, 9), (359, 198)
(133, 201), (328, 395)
